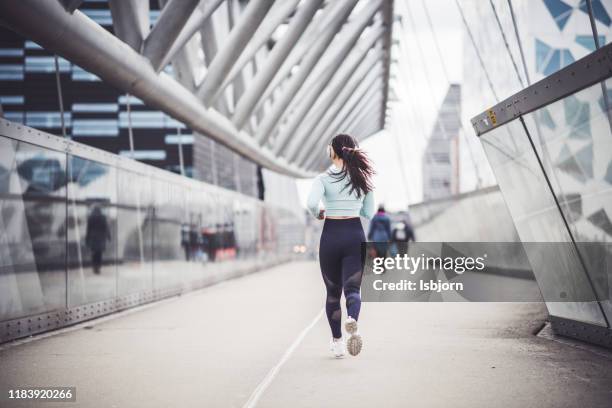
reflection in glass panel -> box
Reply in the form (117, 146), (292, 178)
(67, 156), (117, 306)
(117, 169), (153, 295)
(525, 79), (612, 323)
(152, 178), (185, 289)
(0, 137), (66, 320)
(480, 119), (606, 325)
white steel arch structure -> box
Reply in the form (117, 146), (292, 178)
(0, 0), (393, 177)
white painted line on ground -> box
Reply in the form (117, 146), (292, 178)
(243, 308), (325, 408)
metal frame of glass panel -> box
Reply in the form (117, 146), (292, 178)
(472, 42), (612, 349)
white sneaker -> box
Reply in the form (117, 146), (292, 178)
(345, 317), (362, 356)
(329, 338), (345, 358)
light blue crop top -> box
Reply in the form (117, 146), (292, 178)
(307, 166), (375, 219)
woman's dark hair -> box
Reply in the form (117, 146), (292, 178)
(329, 134), (374, 198)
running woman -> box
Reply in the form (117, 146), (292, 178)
(307, 134), (375, 358)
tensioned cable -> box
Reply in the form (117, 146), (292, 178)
(403, 0), (481, 191)
(420, 0), (483, 187)
(506, 0), (531, 86)
(489, 0), (524, 88)
(392, 17), (439, 193)
(585, 0), (612, 133)
(454, 0), (499, 102)
(53, 54), (67, 138)
(125, 92), (145, 265)
(126, 93), (135, 159)
(177, 125), (186, 176)
(393, 15), (446, 171)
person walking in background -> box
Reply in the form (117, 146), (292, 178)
(391, 216), (415, 257)
(85, 205), (111, 274)
(307, 134), (375, 358)
(368, 205), (391, 258)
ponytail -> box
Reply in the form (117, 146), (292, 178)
(329, 134), (374, 198)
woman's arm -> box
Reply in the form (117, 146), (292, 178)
(360, 190), (375, 220)
(306, 176), (325, 218)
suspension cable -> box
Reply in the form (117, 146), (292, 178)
(54, 54), (67, 138)
(506, 0), (531, 86)
(420, 0), (483, 187)
(177, 125), (186, 176)
(126, 93), (135, 159)
(403, 0), (482, 190)
(125, 92), (145, 265)
(489, 0), (525, 88)
(454, 0), (499, 102)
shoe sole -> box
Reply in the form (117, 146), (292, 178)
(346, 334), (362, 356)
(345, 318), (362, 356)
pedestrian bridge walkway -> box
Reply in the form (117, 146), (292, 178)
(1, 262), (610, 408)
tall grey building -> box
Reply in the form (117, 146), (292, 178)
(422, 84), (461, 201)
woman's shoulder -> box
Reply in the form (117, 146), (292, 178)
(316, 170), (334, 182)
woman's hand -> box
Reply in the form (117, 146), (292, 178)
(317, 209), (325, 220)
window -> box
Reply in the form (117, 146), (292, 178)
(0, 64), (23, 80)
(119, 150), (167, 160)
(25, 56), (70, 73)
(71, 65), (100, 81)
(26, 112), (72, 128)
(72, 119), (118, 136)
(0, 95), (24, 105)
(165, 134), (194, 145)
(72, 103), (118, 113)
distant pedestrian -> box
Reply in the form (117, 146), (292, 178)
(85, 205), (110, 274)
(391, 218), (415, 257)
(368, 205), (391, 258)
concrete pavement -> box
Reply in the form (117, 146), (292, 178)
(1, 261), (611, 408)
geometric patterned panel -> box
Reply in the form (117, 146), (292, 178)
(605, 160), (612, 184)
(555, 143), (593, 183)
(587, 208), (612, 236)
(575, 34), (606, 51)
(578, 0), (612, 27)
(574, 142), (594, 178)
(564, 95), (591, 140)
(536, 39), (575, 76)
(597, 89), (612, 112)
(544, 0), (574, 30)
(544, 0), (612, 31)
(539, 107), (557, 130)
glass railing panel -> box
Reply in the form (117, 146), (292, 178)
(480, 118), (607, 326)
(117, 169), (154, 296)
(523, 79), (612, 323)
(0, 137), (67, 320)
(67, 155), (118, 306)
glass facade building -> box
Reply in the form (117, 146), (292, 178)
(422, 84), (461, 201)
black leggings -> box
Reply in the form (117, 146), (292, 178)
(319, 218), (365, 339)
